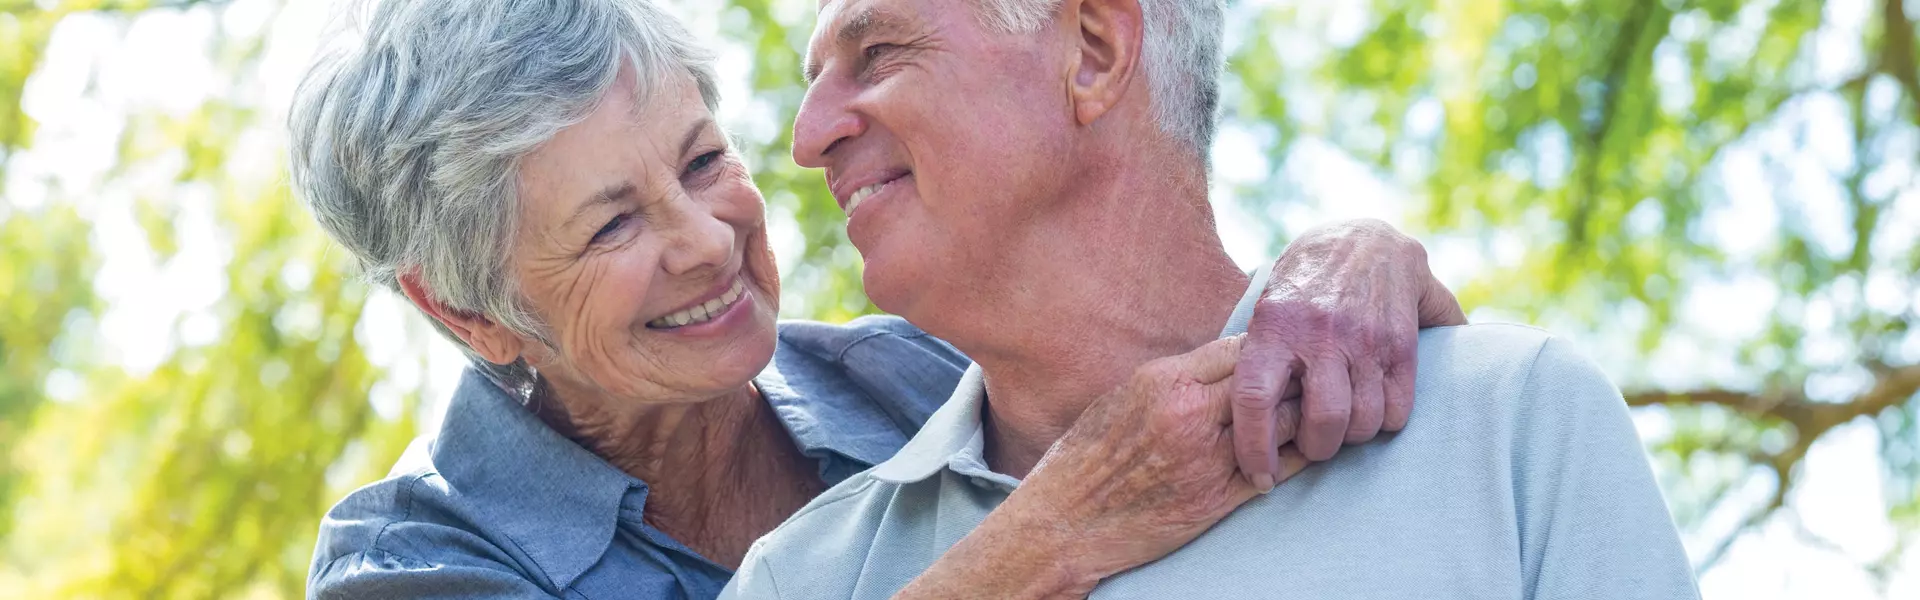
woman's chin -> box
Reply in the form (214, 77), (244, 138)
(634, 305), (779, 402)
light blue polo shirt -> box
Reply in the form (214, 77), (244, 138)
(722, 273), (1700, 599)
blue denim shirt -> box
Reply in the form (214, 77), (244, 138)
(307, 316), (969, 599)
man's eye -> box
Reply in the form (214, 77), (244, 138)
(592, 214), (629, 244)
(686, 151), (722, 175)
(863, 43), (898, 61)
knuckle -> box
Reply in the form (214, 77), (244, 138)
(1232, 387), (1276, 410)
(1381, 329), (1416, 365)
(1346, 412), (1380, 435)
(1304, 407), (1347, 426)
(1243, 310), (1294, 341)
(1401, 233), (1430, 260)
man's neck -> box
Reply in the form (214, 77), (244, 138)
(924, 153), (1250, 479)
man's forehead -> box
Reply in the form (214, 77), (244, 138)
(805, 0), (921, 84)
(812, 0), (916, 43)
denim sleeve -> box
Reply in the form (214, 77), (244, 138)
(310, 548), (560, 600)
(1512, 337), (1700, 600)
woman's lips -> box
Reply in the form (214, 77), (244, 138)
(647, 276), (746, 329)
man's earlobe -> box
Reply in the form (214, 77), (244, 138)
(1066, 0), (1144, 127)
(396, 270), (525, 365)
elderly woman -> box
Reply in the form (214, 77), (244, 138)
(291, 0), (1463, 598)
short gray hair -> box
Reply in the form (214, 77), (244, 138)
(978, 0), (1225, 154)
(288, 0), (719, 391)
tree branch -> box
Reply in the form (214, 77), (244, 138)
(1880, 0), (1920, 123)
(1631, 363), (1920, 573)
(1625, 363), (1920, 430)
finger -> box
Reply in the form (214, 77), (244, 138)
(1170, 334), (1245, 384)
(1272, 397), (1302, 446)
(1344, 362), (1385, 444)
(1229, 328), (1294, 487)
(1383, 356), (1417, 432)
(1205, 376), (1238, 426)
(1228, 356), (1291, 491)
(1417, 275), (1467, 327)
(1298, 357), (1351, 462)
(1270, 444), (1312, 486)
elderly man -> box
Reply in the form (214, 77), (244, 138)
(722, 0), (1701, 598)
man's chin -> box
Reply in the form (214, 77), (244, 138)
(859, 261), (922, 318)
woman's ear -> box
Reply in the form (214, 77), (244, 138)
(397, 270), (525, 365)
(1063, 0), (1145, 127)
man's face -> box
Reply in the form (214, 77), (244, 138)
(794, 0), (1074, 319)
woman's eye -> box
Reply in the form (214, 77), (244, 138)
(686, 151), (722, 176)
(591, 214), (628, 244)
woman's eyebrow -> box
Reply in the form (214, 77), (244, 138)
(567, 182), (637, 230)
(680, 117), (715, 156)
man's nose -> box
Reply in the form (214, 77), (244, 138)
(791, 80), (864, 169)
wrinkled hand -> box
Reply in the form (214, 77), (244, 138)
(1015, 336), (1310, 591)
(1232, 218), (1466, 483)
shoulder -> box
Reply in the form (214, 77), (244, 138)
(732, 472), (908, 597)
(766, 316), (971, 438)
(309, 444), (543, 596)
(1412, 323), (1555, 370)
(1410, 323), (1602, 391)
(1411, 324), (1638, 470)
(775, 315), (968, 369)
(1409, 324), (1623, 424)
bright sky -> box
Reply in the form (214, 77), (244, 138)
(8, 0), (1916, 596)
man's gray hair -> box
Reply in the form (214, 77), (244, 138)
(977, 0), (1226, 154)
(288, 0), (718, 392)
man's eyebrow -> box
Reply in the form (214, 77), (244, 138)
(804, 7), (910, 85)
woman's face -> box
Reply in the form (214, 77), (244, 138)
(509, 67), (780, 406)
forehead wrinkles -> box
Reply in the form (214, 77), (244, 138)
(805, 0), (922, 84)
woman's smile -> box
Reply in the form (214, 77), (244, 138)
(646, 274), (757, 336)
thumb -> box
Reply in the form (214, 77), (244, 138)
(1204, 375), (1240, 426)
(1417, 275), (1467, 327)
(1168, 334), (1245, 385)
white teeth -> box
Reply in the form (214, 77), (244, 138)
(650, 277), (750, 329)
(845, 181), (887, 215)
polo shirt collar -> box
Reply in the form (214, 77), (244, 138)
(867, 264), (1272, 485)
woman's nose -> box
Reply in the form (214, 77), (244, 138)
(660, 191), (737, 277)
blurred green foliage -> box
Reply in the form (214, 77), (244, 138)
(0, 0), (1915, 596)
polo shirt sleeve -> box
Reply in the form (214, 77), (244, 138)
(1511, 336), (1701, 600)
(717, 550), (783, 599)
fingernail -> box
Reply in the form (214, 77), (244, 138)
(1252, 473), (1276, 494)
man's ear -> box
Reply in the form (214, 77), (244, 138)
(397, 270), (525, 365)
(1063, 0), (1144, 127)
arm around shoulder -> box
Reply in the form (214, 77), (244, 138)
(1512, 336), (1699, 600)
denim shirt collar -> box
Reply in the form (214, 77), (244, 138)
(430, 343), (942, 588)
(868, 264), (1272, 485)
(430, 369), (638, 590)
